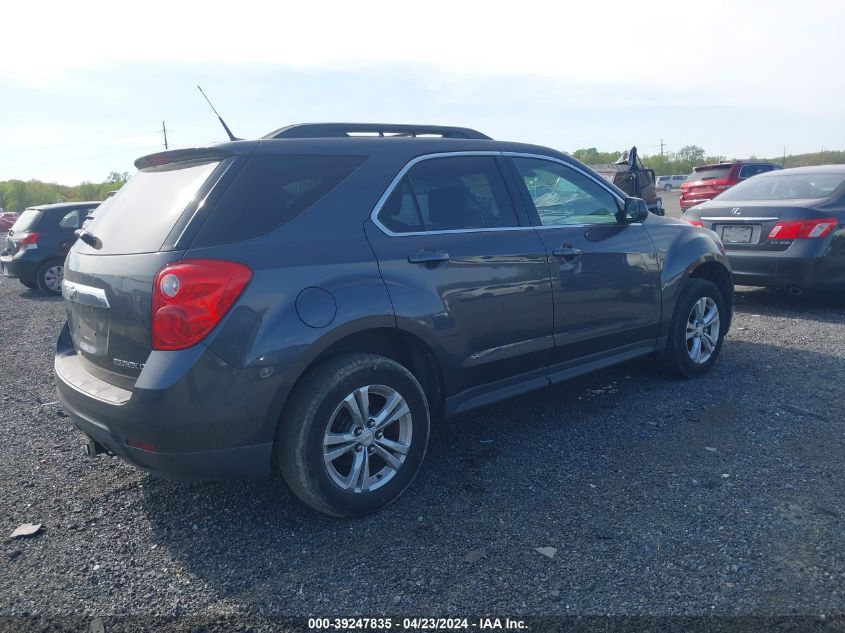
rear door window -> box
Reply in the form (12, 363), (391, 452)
(79, 160), (222, 255)
(59, 210), (81, 228)
(378, 156), (518, 233)
(192, 154), (367, 247)
(739, 164), (776, 179)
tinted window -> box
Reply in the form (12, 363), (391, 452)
(688, 165), (731, 182)
(79, 160), (221, 255)
(193, 154), (366, 247)
(738, 164), (776, 179)
(380, 180), (424, 233)
(717, 173), (845, 201)
(378, 156), (518, 233)
(9, 209), (41, 233)
(513, 157), (619, 226)
(59, 210), (81, 228)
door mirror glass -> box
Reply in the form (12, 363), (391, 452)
(623, 197), (650, 223)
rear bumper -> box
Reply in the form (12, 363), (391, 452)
(0, 253), (39, 282)
(680, 196), (713, 210)
(65, 399), (273, 480)
(728, 248), (845, 290)
(54, 323), (284, 480)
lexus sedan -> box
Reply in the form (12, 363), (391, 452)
(682, 165), (844, 293)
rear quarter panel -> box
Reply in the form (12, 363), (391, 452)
(185, 157), (398, 445)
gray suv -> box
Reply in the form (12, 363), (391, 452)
(55, 123), (732, 516)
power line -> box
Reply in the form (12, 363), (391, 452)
(0, 131), (161, 157)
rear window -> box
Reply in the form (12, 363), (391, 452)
(192, 154), (366, 247)
(9, 209), (41, 233)
(716, 173), (845, 201)
(738, 164), (778, 179)
(687, 166), (731, 182)
(80, 160), (221, 255)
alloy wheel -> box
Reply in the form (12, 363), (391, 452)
(323, 385), (413, 493)
(686, 296), (720, 364)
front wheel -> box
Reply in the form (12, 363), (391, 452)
(277, 353), (430, 517)
(36, 259), (64, 295)
(659, 278), (726, 378)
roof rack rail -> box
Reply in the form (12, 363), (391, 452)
(263, 123), (491, 140)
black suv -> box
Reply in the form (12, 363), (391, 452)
(55, 124), (732, 516)
(1, 201), (100, 294)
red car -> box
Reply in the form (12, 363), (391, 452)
(679, 161), (782, 211)
(0, 212), (18, 233)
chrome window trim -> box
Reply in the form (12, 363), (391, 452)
(502, 151), (626, 206)
(61, 280), (110, 309)
(701, 216), (779, 222)
(504, 152), (637, 229)
(370, 150), (630, 237)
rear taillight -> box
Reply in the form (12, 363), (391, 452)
(682, 218), (704, 227)
(151, 259), (253, 351)
(17, 232), (40, 250)
(768, 218), (838, 240)
(711, 179), (734, 191)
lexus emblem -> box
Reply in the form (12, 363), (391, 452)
(731, 208), (742, 216)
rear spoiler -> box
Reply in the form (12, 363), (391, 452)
(134, 148), (233, 170)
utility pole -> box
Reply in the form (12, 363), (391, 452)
(783, 145), (786, 168)
(658, 139), (667, 174)
(161, 121), (169, 150)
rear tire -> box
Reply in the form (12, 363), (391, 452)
(659, 278), (726, 378)
(36, 259), (64, 295)
(277, 353), (430, 517)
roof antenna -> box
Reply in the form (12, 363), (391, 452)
(197, 85), (239, 141)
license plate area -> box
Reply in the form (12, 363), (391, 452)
(63, 280), (111, 357)
(68, 304), (110, 357)
(717, 224), (759, 244)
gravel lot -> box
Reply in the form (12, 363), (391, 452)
(1, 272), (844, 624)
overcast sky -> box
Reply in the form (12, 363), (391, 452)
(1, 0), (842, 184)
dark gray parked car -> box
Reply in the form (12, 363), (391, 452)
(682, 165), (845, 293)
(1, 201), (100, 294)
(55, 123), (733, 516)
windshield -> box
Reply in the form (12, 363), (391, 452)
(9, 209), (41, 233)
(80, 159), (221, 255)
(687, 166), (730, 183)
(716, 173), (845, 201)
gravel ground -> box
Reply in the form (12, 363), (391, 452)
(1, 274), (844, 625)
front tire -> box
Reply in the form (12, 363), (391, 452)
(659, 278), (726, 378)
(277, 353), (430, 517)
(36, 259), (64, 295)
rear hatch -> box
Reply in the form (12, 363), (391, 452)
(681, 165), (733, 204)
(694, 200), (827, 251)
(62, 152), (234, 389)
(3, 209), (42, 256)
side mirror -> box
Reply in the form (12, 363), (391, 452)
(622, 197), (650, 223)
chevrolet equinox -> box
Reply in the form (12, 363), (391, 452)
(55, 123), (733, 516)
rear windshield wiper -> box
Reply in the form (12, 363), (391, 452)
(74, 229), (102, 249)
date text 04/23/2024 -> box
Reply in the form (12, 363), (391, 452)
(307, 617), (528, 630)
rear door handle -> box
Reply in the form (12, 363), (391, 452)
(408, 250), (450, 265)
(552, 246), (582, 260)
